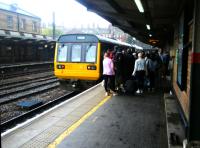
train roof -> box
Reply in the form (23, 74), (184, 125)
(58, 33), (133, 48)
(96, 35), (132, 47)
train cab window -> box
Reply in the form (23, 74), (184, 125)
(85, 44), (96, 62)
(57, 44), (68, 62)
(71, 44), (82, 62)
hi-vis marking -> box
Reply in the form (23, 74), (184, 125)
(48, 96), (111, 148)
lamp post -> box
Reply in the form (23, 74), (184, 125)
(52, 12), (55, 40)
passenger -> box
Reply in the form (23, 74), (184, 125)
(114, 47), (125, 93)
(162, 50), (170, 79)
(141, 50), (146, 58)
(123, 48), (135, 82)
(133, 52), (138, 60)
(107, 49), (114, 60)
(146, 53), (157, 91)
(109, 48), (116, 91)
(132, 52), (147, 94)
(103, 52), (117, 96)
(154, 50), (163, 88)
(156, 49), (163, 69)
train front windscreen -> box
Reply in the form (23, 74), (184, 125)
(57, 43), (97, 63)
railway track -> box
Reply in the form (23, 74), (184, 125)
(0, 71), (57, 105)
(0, 71), (54, 88)
(0, 62), (53, 79)
(0, 76), (57, 94)
(0, 79), (59, 105)
(0, 63), (83, 132)
(0, 77), (58, 98)
(1, 91), (79, 132)
(1, 69), (53, 79)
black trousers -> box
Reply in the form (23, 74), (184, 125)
(148, 71), (155, 89)
(103, 75), (115, 92)
(135, 70), (145, 90)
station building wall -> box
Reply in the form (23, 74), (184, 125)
(0, 9), (41, 34)
(171, 9), (193, 121)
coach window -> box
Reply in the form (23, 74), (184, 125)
(57, 44), (68, 62)
(85, 44), (96, 62)
(71, 44), (81, 62)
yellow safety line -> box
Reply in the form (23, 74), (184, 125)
(48, 96), (111, 148)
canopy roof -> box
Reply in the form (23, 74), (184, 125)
(76, 0), (190, 47)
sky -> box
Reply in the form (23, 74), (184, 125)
(0, 0), (111, 28)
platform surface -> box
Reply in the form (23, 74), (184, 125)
(2, 85), (168, 148)
(57, 92), (168, 148)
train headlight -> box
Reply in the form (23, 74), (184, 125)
(57, 64), (65, 69)
(87, 65), (96, 70)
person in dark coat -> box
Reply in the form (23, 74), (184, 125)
(123, 48), (135, 82)
(113, 47), (124, 92)
(162, 50), (170, 78)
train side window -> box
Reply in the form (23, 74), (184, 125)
(85, 45), (96, 63)
(71, 44), (81, 62)
(57, 44), (68, 62)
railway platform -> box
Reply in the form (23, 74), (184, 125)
(1, 83), (174, 148)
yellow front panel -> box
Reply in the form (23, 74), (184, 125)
(54, 42), (101, 81)
(54, 63), (99, 80)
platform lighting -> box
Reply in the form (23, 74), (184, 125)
(134, 0), (144, 13)
(149, 34), (152, 37)
(146, 24), (150, 30)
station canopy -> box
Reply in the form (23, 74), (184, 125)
(0, 29), (55, 45)
(76, 0), (188, 47)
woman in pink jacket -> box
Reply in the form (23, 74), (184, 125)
(103, 51), (117, 96)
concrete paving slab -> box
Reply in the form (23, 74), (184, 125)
(164, 93), (185, 148)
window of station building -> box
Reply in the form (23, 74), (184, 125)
(20, 19), (26, 30)
(32, 21), (37, 32)
(7, 15), (13, 29)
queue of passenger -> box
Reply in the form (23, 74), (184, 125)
(102, 47), (170, 96)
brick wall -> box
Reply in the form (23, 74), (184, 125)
(172, 44), (192, 121)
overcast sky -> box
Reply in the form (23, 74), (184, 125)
(0, 0), (111, 28)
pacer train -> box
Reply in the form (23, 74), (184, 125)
(54, 34), (133, 90)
